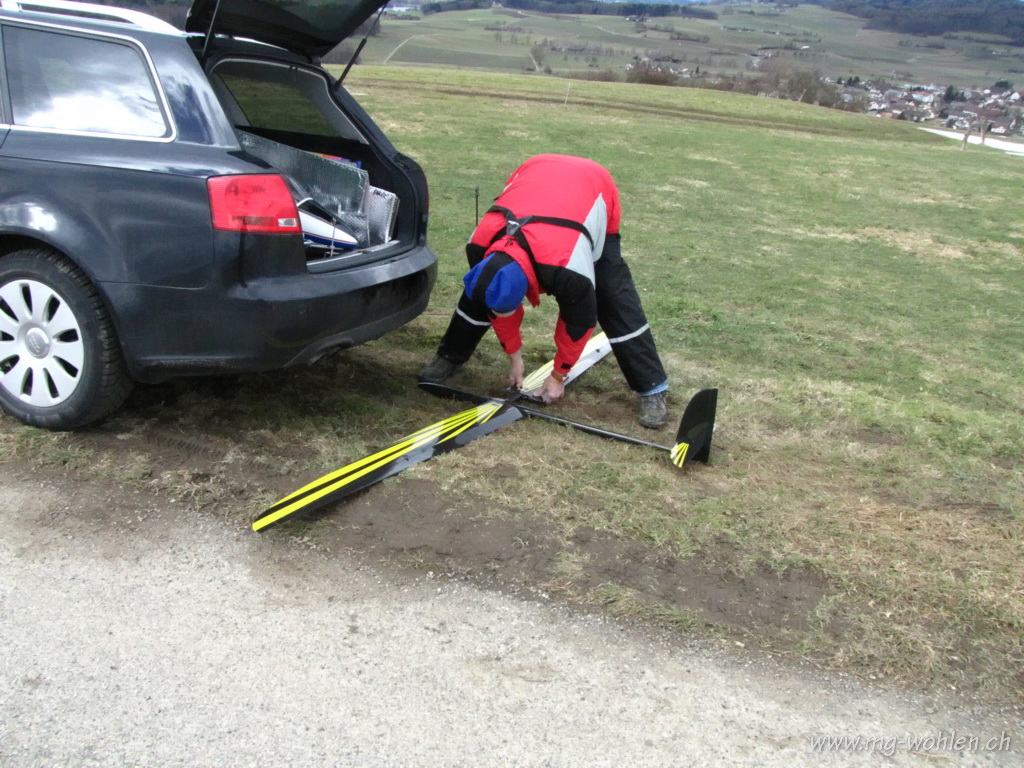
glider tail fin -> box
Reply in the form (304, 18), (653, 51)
(670, 388), (718, 468)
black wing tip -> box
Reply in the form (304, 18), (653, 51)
(250, 403), (524, 531)
(676, 387), (718, 466)
(252, 510), (291, 533)
(418, 381), (455, 398)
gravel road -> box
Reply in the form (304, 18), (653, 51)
(1, 473), (1020, 767)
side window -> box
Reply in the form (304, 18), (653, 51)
(2, 25), (169, 138)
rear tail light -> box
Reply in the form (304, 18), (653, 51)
(208, 174), (301, 234)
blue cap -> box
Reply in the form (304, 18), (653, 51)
(463, 253), (528, 313)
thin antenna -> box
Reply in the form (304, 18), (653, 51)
(337, 5), (388, 89)
(200, 0), (224, 64)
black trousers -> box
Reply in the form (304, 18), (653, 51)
(436, 235), (667, 394)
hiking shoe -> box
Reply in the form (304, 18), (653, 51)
(418, 355), (462, 384)
(638, 391), (668, 430)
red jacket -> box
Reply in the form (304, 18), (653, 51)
(468, 155), (621, 375)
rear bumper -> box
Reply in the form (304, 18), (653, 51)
(106, 244), (437, 383)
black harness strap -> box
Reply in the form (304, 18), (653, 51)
(470, 252), (513, 305)
(487, 205), (594, 262)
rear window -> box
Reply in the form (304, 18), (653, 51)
(210, 59), (363, 141)
(216, 71), (335, 135)
(2, 25), (169, 138)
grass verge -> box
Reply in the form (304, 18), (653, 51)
(3, 68), (1020, 703)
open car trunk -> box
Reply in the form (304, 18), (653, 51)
(203, 51), (425, 269)
(186, 0), (386, 60)
(237, 129), (398, 257)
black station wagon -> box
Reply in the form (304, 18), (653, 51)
(0, 0), (437, 430)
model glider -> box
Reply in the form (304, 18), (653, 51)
(253, 331), (717, 532)
(253, 333), (613, 532)
(419, 383), (717, 467)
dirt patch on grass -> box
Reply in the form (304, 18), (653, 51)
(4, 378), (837, 657)
(317, 478), (831, 648)
(862, 227), (973, 261)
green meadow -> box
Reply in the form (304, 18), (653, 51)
(2, 65), (1020, 700)
(345, 67), (1022, 698)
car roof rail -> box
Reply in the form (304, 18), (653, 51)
(0, 0), (179, 33)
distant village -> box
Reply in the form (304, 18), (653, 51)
(387, 4), (1023, 139)
(628, 51), (1023, 138)
(839, 80), (1023, 137)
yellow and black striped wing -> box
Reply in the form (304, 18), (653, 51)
(253, 402), (523, 532)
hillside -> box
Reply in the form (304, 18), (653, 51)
(82, 0), (1024, 50)
(811, 0), (1024, 45)
(417, 0), (1024, 45)
(359, 4), (1023, 88)
(66, 1), (1024, 88)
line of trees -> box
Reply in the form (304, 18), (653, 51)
(622, 61), (865, 112)
(808, 0), (1024, 46)
(421, 0), (718, 21)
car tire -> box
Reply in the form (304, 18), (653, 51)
(0, 248), (133, 430)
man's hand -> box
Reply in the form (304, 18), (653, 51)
(508, 350), (525, 389)
(540, 373), (565, 404)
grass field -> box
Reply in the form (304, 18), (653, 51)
(340, 67), (1023, 699)
(2, 66), (1020, 702)
(362, 3), (1024, 86)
